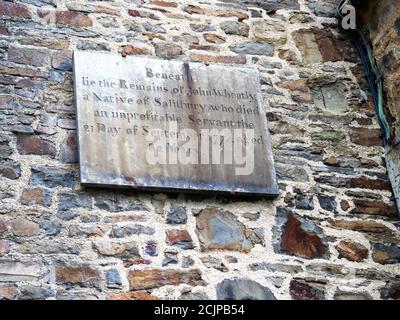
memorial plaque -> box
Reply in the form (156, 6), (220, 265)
(73, 51), (279, 196)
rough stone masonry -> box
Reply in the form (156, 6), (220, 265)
(0, 0), (399, 300)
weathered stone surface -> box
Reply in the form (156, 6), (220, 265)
(237, 0), (300, 11)
(179, 291), (209, 300)
(120, 44), (149, 57)
(190, 53), (246, 64)
(293, 28), (354, 65)
(106, 269), (122, 288)
(128, 269), (204, 290)
(17, 135), (56, 157)
(183, 5), (249, 20)
(289, 279), (325, 300)
(312, 83), (348, 113)
(0, 240), (11, 255)
(18, 285), (55, 300)
(334, 291), (372, 300)
(93, 239), (140, 259)
(20, 187), (52, 207)
(317, 195), (336, 212)
(8, 46), (49, 67)
(216, 278), (276, 300)
(58, 131), (78, 163)
(30, 165), (76, 188)
(9, 218), (40, 237)
(200, 256), (228, 272)
(69, 224), (105, 237)
(111, 224), (155, 238)
(349, 176), (392, 191)
(295, 193), (314, 210)
(108, 291), (159, 300)
(155, 43), (182, 59)
(274, 209), (328, 259)
(351, 200), (397, 218)
(0, 1), (31, 19)
(50, 10), (93, 28)
(277, 79), (313, 103)
(248, 262), (303, 274)
(166, 205), (187, 224)
(58, 193), (92, 212)
(0, 161), (21, 180)
(230, 41), (275, 56)
(381, 282), (400, 300)
(203, 33), (225, 44)
(328, 219), (391, 233)
(220, 21), (249, 37)
(336, 240), (369, 262)
(350, 128), (383, 147)
(55, 265), (101, 288)
(94, 194), (148, 212)
(166, 229), (194, 249)
(195, 208), (255, 252)
(372, 243), (400, 265)
(252, 19), (286, 44)
(0, 261), (42, 282)
(0, 284), (17, 299)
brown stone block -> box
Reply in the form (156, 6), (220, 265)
(128, 269), (204, 290)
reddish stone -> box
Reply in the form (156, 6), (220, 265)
(0, 285), (17, 299)
(108, 291), (159, 300)
(354, 118), (373, 126)
(328, 219), (390, 233)
(58, 131), (78, 163)
(0, 1), (30, 18)
(9, 218), (40, 237)
(349, 176), (391, 191)
(55, 11), (93, 28)
(189, 44), (219, 51)
(150, 0), (178, 8)
(336, 240), (368, 262)
(183, 5), (249, 20)
(0, 64), (47, 78)
(17, 135), (56, 157)
(203, 33), (225, 43)
(340, 200), (350, 211)
(155, 43), (182, 59)
(190, 53), (246, 65)
(0, 240), (11, 255)
(166, 229), (192, 245)
(69, 225), (105, 237)
(8, 46), (49, 67)
(120, 45), (149, 57)
(55, 265), (100, 288)
(290, 280), (325, 300)
(0, 24), (8, 35)
(20, 187), (50, 207)
(351, 199), (397, 218)
(123, 259), (152, 267)
(128, 269), (203, 290)
(128, 9), (141, 17)
(277, 79), (313, 103)
(350, 127), (383, 146)
(281, 213), (328, 259)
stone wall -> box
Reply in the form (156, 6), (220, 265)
(357, 0), (400, 141)
(0, 0), (399, 300)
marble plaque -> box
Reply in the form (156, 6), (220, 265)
(73, 51), (279, 196)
